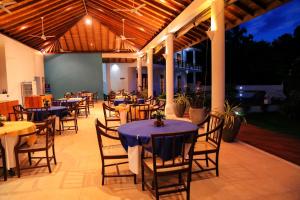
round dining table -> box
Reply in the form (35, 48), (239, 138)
(118, 119), (198, 174)
(28, 106), (68, 121)
(0, 121), (36, 169)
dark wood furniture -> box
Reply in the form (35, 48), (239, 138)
(193, 114), (224, 176)
(0, 140), (7, 181)
(102, 103), (120, 130)
(60, 103), (79, 134)
(127, 104), (150, 122)
(78, 97), (89, 118)
(141, 131), (196, 200)
(14, 117), (57, 178)
(95, 119), (136, 185)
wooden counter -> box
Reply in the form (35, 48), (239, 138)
(24, 94), (53, 108)
(0, 100), (19, 118)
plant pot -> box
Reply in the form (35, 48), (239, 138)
(222, 117), (242, 142)
(189, 107), (206, 124)
(173, 103), (186, 117)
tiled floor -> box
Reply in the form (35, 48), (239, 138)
(0, 102), (300, 200)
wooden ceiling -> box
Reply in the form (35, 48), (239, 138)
(0, 0), (289, 56)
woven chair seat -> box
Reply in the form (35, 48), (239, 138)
(143, 157), (189, 173)
(102, 144), (127, 157)
(194, 141), (217, 153)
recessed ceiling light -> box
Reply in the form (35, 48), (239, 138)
(19, 25), (28, 30)
(160, 0), (166, 3)
(85, 16), (92, 25)
(97, 8), (104, 12)
(65, 7), (73, 11)
(138, 27), (145, 32)
(90, 43), (94, 46)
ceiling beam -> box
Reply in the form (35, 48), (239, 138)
(141, 0), (211, 52)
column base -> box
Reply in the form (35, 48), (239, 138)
(165, 102), (175, 116)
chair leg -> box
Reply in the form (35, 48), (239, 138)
(205, 153), (209, 167)
(141, 163), (145, 190)
(46, 150), (52, 173)
(101, 165), (105, 186)
(1, 148), (7, 181)
(75, 119), (78, 133)
(133, 174), (137, 184)
(52, 145), (57, 165)
(216, 153), (219, 176)
(14, 151), (21, 178)
(28, 152), (32, 165)
(154, 176), (159, 200)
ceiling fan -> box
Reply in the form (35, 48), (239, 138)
(0, 0), (16, 14)
(29, 17), (55, 41)
(115, 19), (136, 52)
(113, 0), (146, 16)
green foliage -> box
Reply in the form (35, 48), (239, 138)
(158, 93), (166, 100)
(140, 89), (148, 99)
(151, 110), (165, 120)
(174, 93), (189, 105)
(216, 100), (246, 129)
(280, 90), (300, 119)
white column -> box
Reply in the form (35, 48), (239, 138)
(106, 63), (111, 93)
(211, 0), (225, 113)
(137, 57), (142, 92)
(147, 49), (153, 97)
(165, 33), (175, 116)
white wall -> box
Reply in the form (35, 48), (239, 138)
(0, 34), (44, 103)
(105, 62), (139, 93)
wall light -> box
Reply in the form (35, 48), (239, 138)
(111, 64), (119, 72)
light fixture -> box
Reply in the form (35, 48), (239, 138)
(85, 17), (92, 25)
(19, 25), (27, 30)
(65, 7), (73, 11)
(111, 64), (119, 72)
(138, 27), (145, 32)
(82, 0), (92, 25)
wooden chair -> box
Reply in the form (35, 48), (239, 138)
(127, 104), (150, 122)
(95, 119), (136, 185)
(14, 116), (57, 178)
(141, 131), (197, 200)
(193, 114), (224, 176)
(0, 140), (7, 181)
(93, 92), (98, 102)
(88, 93), (94, 108)
(102, 103), (120, 130)
(60, 103), (79, 134)
(78, 97), (89, 118)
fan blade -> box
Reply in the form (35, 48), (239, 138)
(135, 3), (146, 10)
(29, 35), (42, 38)
(136, 10), (143, 16)
(113, 8), (132, 11)
(0, 5), (11, 13)
(3, 1), (16, 6)
(125, 37), (136, 40)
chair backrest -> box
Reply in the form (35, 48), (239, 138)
(102, 103), (117, 119)
(13, 108), (35, 122)
(29, 107), (49, 122)
(45, 116), (56, 145)
(198, 113), (224, 148)
(68, 103), (79, 118)
(95, 119), (120, 159)
(157, 100), (166, 112)
(149, 131), (197, 173)
(128, 104), (150, 121)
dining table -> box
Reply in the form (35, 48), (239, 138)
(118, 119), (198, 174)
(0, 121), (36, 169)
(28, 106), (68, 121)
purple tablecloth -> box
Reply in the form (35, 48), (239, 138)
(118, 119), (198, 160)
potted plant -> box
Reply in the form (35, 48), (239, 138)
(188, 92), (206, 124)
(218, 100), (246, 142)
(173, 93), (189, 117)
(151, 110), (165, 127)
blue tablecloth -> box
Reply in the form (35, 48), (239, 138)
(114, 98), (132, 106)
(137, 98), (145, 104)
(29, 106), (68, 121)
(118, 119), (198, 160)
